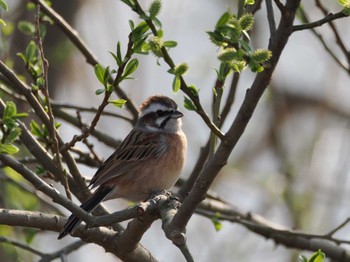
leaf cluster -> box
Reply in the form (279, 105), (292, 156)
(17, 41), (45, 90)
(0, 102), (28, 154)
(208, 11), (272, 75)
(299, 250), (326, 262)
(338, 0), (350, 15)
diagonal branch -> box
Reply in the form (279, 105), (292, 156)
(30, 0), (139, 119)
(132, 0), (225, 141)
(292, 10), (349, 32)
(169, 0), (302, 234)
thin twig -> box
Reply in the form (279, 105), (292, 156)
(35, 4), (71, 199)
(315, 0), (350, 65)
(0, 59), (87, 190)
(0, 172), (64, 215)
(30, 0), (139, 120)
(326, 217), (350, 237)
(39, 240), (85, 262)
(0, 236), (45, 256)
(292, 10), (348, 32)
(132, 0), (225, 141)
(296, 7), (349, 74)
(61, 33), (136, 152)
(52, 107), (121, 148)
(76, 110), (103, 165)
(51, 102), (133, 123)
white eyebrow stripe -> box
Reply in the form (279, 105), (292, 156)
(139, 103), (170, 117)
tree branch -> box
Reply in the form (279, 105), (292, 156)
(30, 0), (139, 120)
(169, 0), (301, 234)
(0, 209), (158, 261)
(292, 10), (348, 32)
(132, 0), (225, 141)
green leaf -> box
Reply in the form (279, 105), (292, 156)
(0, 18), (6, 27)
(216, 12), (230, 29)
(0, 0), (8, 11)
(95, 88), (105, 95)
(152, 17), (162, 29)
(2, 21), (14, 35)
(3, 101), (17, 119)
(188, 84), (199, 96)
(108, 99), (127, 108)
(172, 75), (181, 93)
(17, 52), (27, 64)
(133, 36), (148, 54)
(131, 22), (150, 42)
(298, 255), (308, 262)
(94, 64), (105, 84)
(18, 21), (35, 35)
(24, 228), (38, 244)
(338, 0), (350, 7)
(141, 42), (150, 53)
(211, 218), (223, 232)
(0, 143), (19, 154)
(123, 58), (139, 78)
(30, 121), (44, 138)
(106, 84), (113, 92)
(117, 41), (123, 64)
(109, 52), (122, 67)
(157, 29), (164, 38)
(25, 41), (37, 63)
(103, 66), (111, 85)
(308, 250), (326, 262)
(245, 0), (255, 5)
(128, 20), (135, 30)
(239, 39), (253, 52)
(211, 212), (223, 232)
(163, 40), (177, 48)
(207, 31), (225, 46)
(36, 77), (45, 88)
(5, 127), (21, 144)
(26, 2), (36, 11)
(183, 96), (197, 111)
(55, 121), (62, 129)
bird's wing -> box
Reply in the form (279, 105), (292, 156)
(89, 129), (167, 187)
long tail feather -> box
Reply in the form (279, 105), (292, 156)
(57, 186), (113, 239)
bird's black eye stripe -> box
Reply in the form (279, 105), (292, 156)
(156, 110), (174, 117)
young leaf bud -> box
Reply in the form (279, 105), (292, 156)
(218, 48), (237, 62)
(251, 49), (272, 63)
(148, 36), (164, 57)
(173, 63), (189, 76)
(149, 0), (162, 18)
(239, 13), (254, 31)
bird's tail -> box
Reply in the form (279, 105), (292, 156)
(57, 186), (113, 239)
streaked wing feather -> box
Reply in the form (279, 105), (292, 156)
(90, 129), (166, 187)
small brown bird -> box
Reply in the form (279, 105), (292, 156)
(58, 95), (187, 239)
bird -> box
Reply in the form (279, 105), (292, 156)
(58, 95), (187, 239)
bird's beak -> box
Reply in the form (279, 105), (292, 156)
(171, 110), (184, 119)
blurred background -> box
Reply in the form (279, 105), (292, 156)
(1, 0), (350, 261)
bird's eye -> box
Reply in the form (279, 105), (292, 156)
(156, 110), (166, 116)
